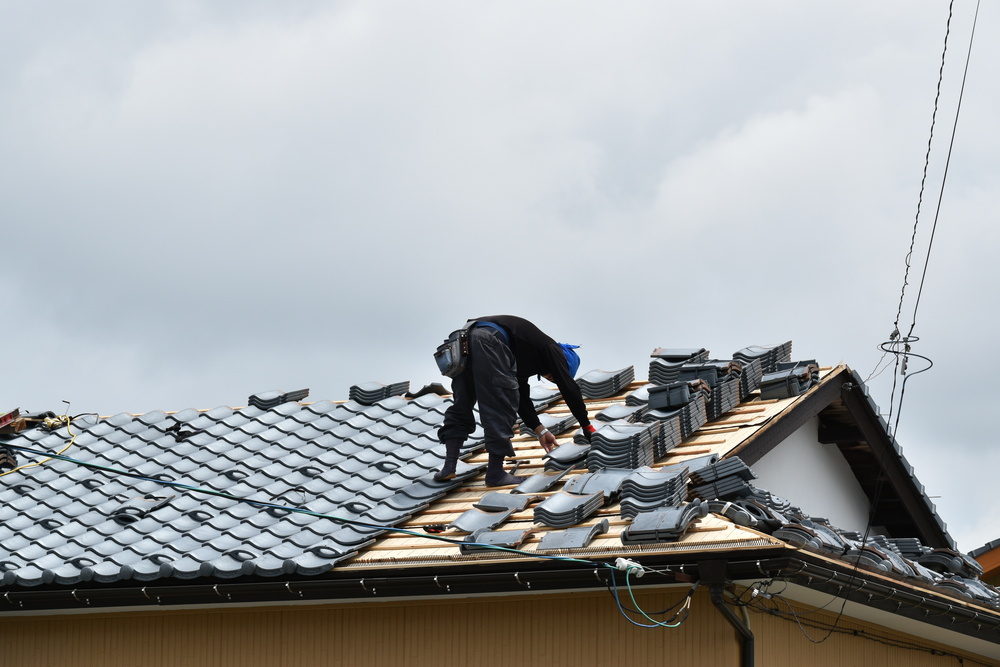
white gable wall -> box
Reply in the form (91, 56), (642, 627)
(751, 416), (872, 533)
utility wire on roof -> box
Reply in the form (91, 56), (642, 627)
(876, 0), (980, 439)
(4, 441), (694, 628)
(856, 0), (980, 646)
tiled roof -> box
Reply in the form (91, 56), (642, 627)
(0, 393), (486, 586)
(1, 343), (997, 621)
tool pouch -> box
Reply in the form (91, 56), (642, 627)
(434, 320), (476, 378)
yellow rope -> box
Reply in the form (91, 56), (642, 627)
(0, 415), (77, 478)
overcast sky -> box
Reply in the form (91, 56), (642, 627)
(2, 1), (996, 552)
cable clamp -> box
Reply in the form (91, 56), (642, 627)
(434, 575), (450, 593)
(614, 557), (644, 577)
(514, 572), (531, 589)
(285, 582), (302, 598)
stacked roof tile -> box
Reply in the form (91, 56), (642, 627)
(349, 381), (410, 405)
(577, 366), (636, 399)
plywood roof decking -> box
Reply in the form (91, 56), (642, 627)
(348, 513), (785, 569)
(341, 372), (831, 570)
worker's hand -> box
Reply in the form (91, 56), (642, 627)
(535, 426), (558, 453)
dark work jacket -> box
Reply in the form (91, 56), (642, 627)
(475, 315), (591, 432)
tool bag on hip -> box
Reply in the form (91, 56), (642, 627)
(434, 320), (476, 378)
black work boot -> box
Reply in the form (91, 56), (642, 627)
(433, 439), (463, 481)
(484, 452), (525, 487)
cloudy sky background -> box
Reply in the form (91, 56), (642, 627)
(3, 2), (997, 551)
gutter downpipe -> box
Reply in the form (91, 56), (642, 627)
(711, 584), (754, 667)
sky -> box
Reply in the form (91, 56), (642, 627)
(2, 1), (997, 552)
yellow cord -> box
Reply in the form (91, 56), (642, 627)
(0, 415), (77, 478)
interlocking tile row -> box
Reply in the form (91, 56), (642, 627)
(0, 392), (474, 587)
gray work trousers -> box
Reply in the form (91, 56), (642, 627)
(438, 326), (518, 458)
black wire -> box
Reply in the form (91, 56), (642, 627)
(907, 0), (981, 340)
(602, 570), (694, 616)
(890, 0), (955, 337)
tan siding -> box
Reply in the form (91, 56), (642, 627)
(0, 588), (995, 667)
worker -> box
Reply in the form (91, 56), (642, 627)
(434, 315), (596, 486)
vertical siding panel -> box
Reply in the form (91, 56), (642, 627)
(0, 590), (997, 666)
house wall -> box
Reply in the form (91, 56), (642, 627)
(0, 586), (993, 667)
(751, 416), (872, 532)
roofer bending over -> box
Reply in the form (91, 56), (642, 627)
(435, 315), (595, 487)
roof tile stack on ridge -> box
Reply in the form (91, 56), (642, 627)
(349, 381), (410, 406)
(733, 341), (793, 373)
(248, 388), (310, 410)
(577, 366), (636, 400)
(759, 361), (821, 400)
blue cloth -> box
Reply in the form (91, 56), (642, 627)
(559, 343), (581, 378)
(474, 321), (510, 346)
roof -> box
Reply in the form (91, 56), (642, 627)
(2, 341), (999, 650)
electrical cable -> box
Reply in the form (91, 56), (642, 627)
(605, 567), (696, 628)
(3, 442), (605, 567)
(878, 0), (979, 437)
(0, 413), (93, 479)
(4, 438), (707, 627)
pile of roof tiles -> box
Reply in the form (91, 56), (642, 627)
(459, 526), (534, 554)
(563, 468), (633, 500)
(520, 411), (578, 440)
(758, 361), (820, 400)
(619, 466), (689, 519)
(536, 518), (610, 552)
(543, 440), (590, 471)
(713, 485), (1000, 609)
(643, 394), (707, 441)
(449, 506), (517, 534)
(621, 499), (709, 544)
(648, 348), (710, 384)
(530, 384), (563, 411)
(733, 341), (793, 374)
(247, 388), (309, 410)
(594, 403), (645, 423)
(513, 468), (574, 494)
(688, 457), (756, 500)
(577, 366), (636, 399)
(348, 381), (410, 406)
(585, 421), (657, 471)
(533, 491), (605, 528)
